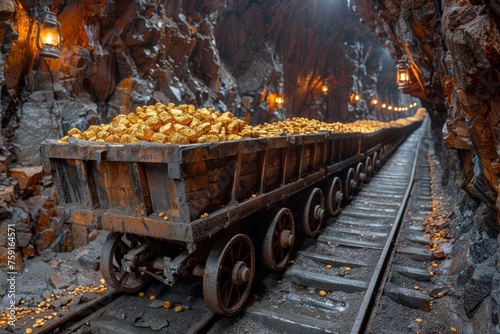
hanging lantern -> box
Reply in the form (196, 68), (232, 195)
(349, 92), (360, 106)
(321, 81), (329, 95)
(368, 97), (378, 111)
(37, 6), (62, 58)
(381, 103), (387, 109)
(275, 92), (284, 107)
(396, 57), (411, 86)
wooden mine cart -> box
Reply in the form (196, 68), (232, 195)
(40, 120), (420, 316)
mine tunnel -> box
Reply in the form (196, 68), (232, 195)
(0, 0), (499, 333)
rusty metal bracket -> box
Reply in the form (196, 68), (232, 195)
(163, 256), (180, 285)
(122, 240), (161, 272)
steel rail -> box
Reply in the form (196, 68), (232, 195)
(350, 115), (429, 334)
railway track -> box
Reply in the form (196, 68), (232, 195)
(219, 116), (430, 334)
(32, 116), (431, 334)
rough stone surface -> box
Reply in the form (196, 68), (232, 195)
(464, 256), (496, 315)
(350, 0), (500, 330)
(469, 231), (498, 264)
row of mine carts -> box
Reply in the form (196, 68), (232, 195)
(41, 119), (421, 316)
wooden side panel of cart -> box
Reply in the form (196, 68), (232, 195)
(41, 134), (329, 246)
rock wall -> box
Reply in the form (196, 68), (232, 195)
(349, 0), (500, 330)
(216, 0), (410, 123)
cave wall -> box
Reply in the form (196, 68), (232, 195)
(216, 0), (412, 124)
(349, 0), (500, 330)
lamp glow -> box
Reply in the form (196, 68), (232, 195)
(37, 7), (61, 58)
(396, 57), (411, 86)
(321, 83), (329, 95)
(275, 94), (284, 106)
(349, 93), (360, 106)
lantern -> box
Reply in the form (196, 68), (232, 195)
(368, 97), (378, 111)
(37, 7), (61, 58)
(349, 92), (360, 106)
(396, 57), (410, 85)
(321, 81), (329, 95)
(275, 92), (284, 107)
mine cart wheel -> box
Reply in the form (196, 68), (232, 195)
(356, 162), (366, 191)
(365, 156), (373, 182)
(344, 168), (357, 202)
(262, 208), (295, 271)
(100, 232), (150, 293)
(380, 146), (386, 163)
(203, 234), (256, 317)
(373, 152), (381, 172)
(325, 177), (343, 217)
(301, 187), (325, 237)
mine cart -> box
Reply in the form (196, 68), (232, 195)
(41, 133), (328, 315)
(40, 120), (420, 316)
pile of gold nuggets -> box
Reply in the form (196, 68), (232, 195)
(59, 103), (425, 144)
(60, 103), (250, 144)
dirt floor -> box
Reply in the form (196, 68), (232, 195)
(0, 232), (109, 333)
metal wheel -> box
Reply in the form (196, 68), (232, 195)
(262, 208), (295, 271)
(325, 177), (343, 217)
(301, 187), (325, 237)
(373, 152), (381, 172)
(203, 234), (255, 316)
(344, 167), (356, 202)
(365, 156), (372, 182)
(100, 232), (149, 293)
(380, 146), (386, 163)
(356, 162), (366, 191)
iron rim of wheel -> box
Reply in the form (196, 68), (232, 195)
(301, 187), (325, 237)
(365, 156), (372, 181)
(203, 234), (255, 317)
(356, 162), (366, 191)
(325, 176), (343, 216)
(373, 152), (380, 172)
(344, 167), (356, 201)
(100, 232), (150, 293)
(262, 208), (295, 271)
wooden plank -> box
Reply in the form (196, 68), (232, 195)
(230, 154), (242, 203)
(265, 165), (281, 185)
(312, 142), (318, 170)
(143, 163), (178, 216)
(129, 162), (153, 216)
(297, 144), (304, 178)
(320, 139), (327, 169)
(181, 160), (207, 177)
(280, 148), (288, 186)
(258, 150), (268, 194)
(51, 160), (70, 205)
(240, 153), (258, 174)
(75, 160), (98, 209)
(184, 173), (209, 192)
